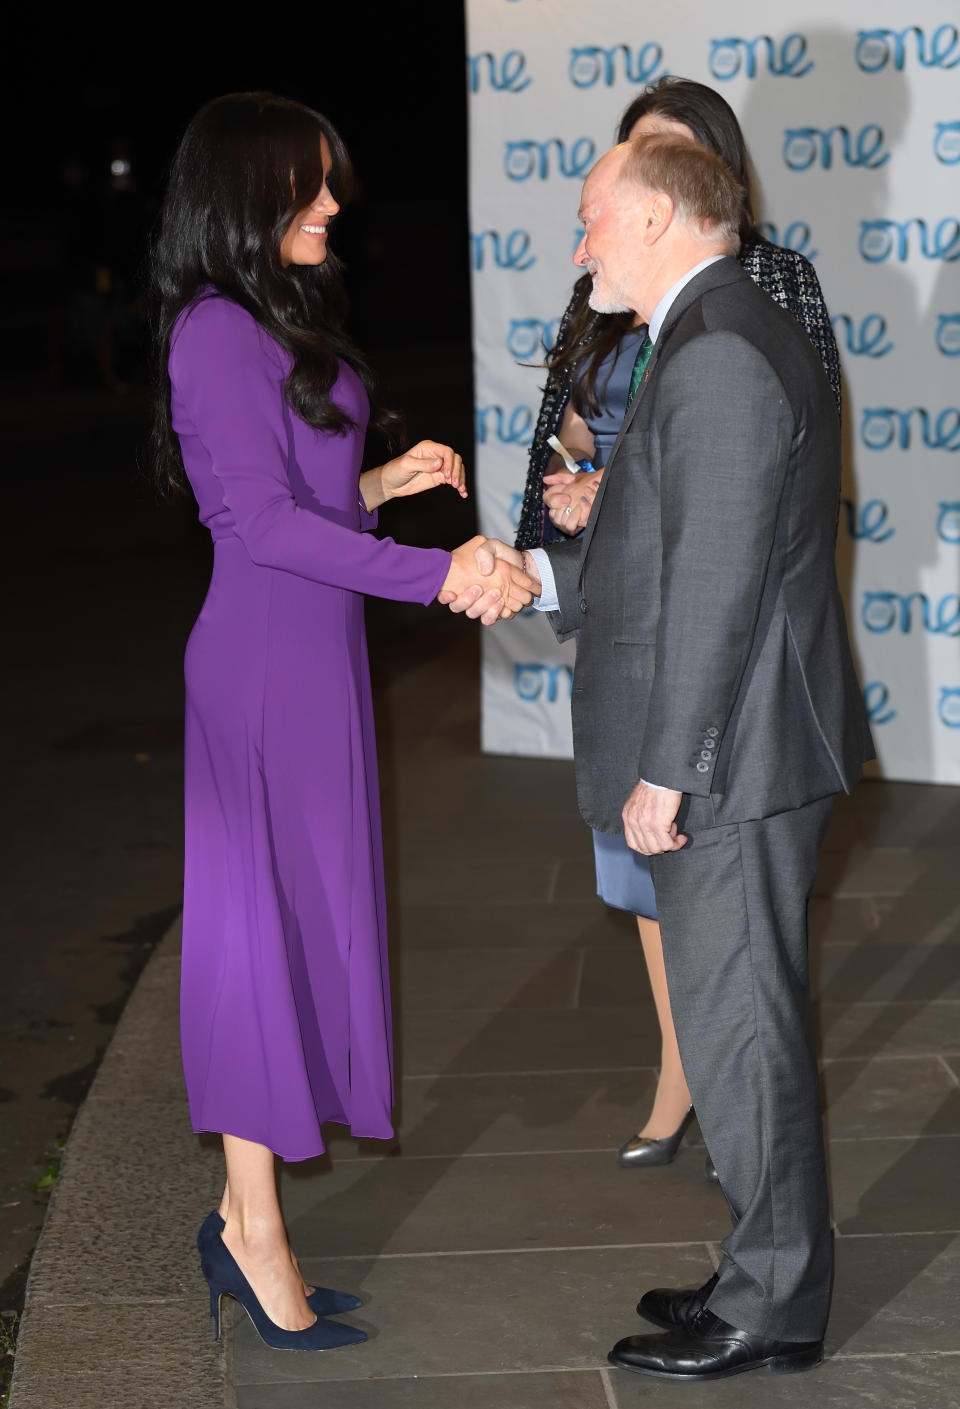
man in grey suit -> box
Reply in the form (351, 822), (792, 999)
(447, 136), (873, 1380)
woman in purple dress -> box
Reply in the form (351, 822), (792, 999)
(152, 92), (533, 1352)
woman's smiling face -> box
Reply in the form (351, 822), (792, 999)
(280, 137), (340, 267)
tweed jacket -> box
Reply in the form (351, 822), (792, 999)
(542, 257), (872, 833)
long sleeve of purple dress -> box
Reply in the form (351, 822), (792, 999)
(171, 293), (447, 1161)
(169, 294), (451, 602)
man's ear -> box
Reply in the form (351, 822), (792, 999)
(644, 192), (674, 244)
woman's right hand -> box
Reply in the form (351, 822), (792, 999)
(439, 537), (538, 624)
(543, 467), (604, 534)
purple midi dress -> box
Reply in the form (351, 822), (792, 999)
(169, 293), (449, 1161)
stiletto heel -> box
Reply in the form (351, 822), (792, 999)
(617, 1105), (696, 1168)
(197, 1220), (367, 1352)
(197, 1210), (362, 1315)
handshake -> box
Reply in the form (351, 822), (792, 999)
(437, 537), (542, 626)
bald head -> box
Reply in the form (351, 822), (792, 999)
(618, 136), (743, 253)
(574, 137), (743, 323)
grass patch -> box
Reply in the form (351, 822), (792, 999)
(0, 1310), (20, 1409)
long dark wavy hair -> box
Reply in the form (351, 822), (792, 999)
(551, 76), (761, 416)
(150, 91), (395, 494)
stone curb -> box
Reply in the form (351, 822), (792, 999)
(8, 917), (229, 1409)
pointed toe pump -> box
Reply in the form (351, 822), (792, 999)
(198, 1216), (366, 1351)
(197, 1210), (363, 1316)
(617, 1105), (696, 1168)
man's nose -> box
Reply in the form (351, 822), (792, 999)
(573, 234), (588, 267)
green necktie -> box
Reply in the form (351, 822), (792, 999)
(626, 333), (654, 406)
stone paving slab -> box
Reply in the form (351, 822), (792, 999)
(279, 1147), (730, 1258)
(398, 946), (583, 1012)
(234, 1369), (612, 1409)
(606, 1353), (960, 1408)
(816, 1000), (960, 1061)
(393, 898), (637, 951)
(230, 1244), (714, 1383)
(323, 1067), (664, 1160)
(398, 1004), (663, 1075)
(830, 1136), (960, 1233)
(10, 774), (960, 1408)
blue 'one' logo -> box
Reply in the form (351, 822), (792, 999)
(507, 317), (562, 359)
(467, 51), (531, 93)
(936, 314), (960, 355)
(934, 122), (960, 163)
(939, 688), (960, 728)
(569, 42), (664, 88)
(840, 498), (895, 541)
(755, 221), (818, 259)
(514, 663), (574, 702)
(505, 137), (596, 181)
(783, 125), (889, 170)
(470, 230), (536, 271)
(862, 592), (960, 636)
(855, 25), (960, 72)
(832, 314), (893, 357)
(860, 408), (960, 452)
(476, 405), (534, 446)
(859, 219), (960, 262)
(709, 33), (813, 80)
(863, 681), (896, 724)
(936, 502), (960, 543)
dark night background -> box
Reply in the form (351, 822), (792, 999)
(0, 8), (476, 1348)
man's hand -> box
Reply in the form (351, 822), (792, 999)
(543, 467), (603, 534)
(622, 780), (688, 855)
(438, 537), (538, 625)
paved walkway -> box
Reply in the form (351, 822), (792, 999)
(10, 611), (960, 1408)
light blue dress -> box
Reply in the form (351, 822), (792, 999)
(581, 331), (659, 921)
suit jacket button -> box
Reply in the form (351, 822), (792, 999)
(706, 727), (719, 737)
(696, 761), (709, 773)
(579, 599), (587, 613)
(700, 750), (712, 761)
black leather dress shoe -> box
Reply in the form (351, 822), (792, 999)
(637, 1272), (719, 1330)
(609, 1308), (823, 1380)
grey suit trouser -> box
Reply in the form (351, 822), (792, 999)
(650, 793), (835, 1342)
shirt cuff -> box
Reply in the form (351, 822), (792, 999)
(528, 548), (559, 612)
(641, 779), (669, 791)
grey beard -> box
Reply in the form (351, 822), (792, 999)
(587, 280), (633, 314)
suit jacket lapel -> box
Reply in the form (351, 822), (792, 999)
(577, 335), (663, 565)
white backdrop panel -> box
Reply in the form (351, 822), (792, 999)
(467, 0), (960, 783)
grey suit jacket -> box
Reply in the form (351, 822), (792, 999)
(544, 257), (874, 833)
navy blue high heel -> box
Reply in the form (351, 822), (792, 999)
(197, 1216), (367, 1351)
(197, 1211), (363, 1315)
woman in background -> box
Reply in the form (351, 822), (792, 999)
(515, 77), (840, 1176)
(153, 92), (531, 1352)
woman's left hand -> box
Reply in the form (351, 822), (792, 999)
(379, 441), (467, 501)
